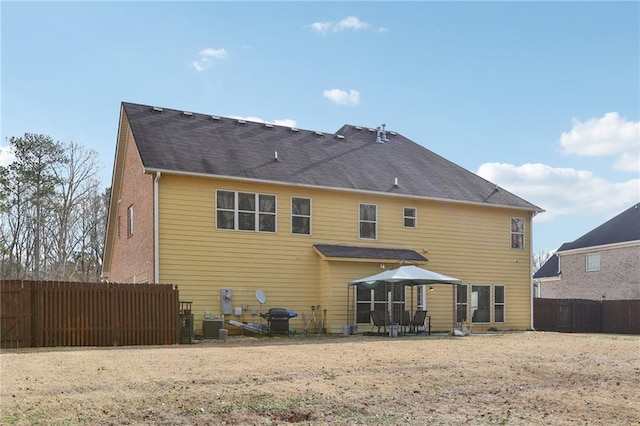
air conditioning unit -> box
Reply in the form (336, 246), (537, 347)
(202, 319), (224, 338)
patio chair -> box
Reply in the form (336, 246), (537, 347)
(409, 310), (428, 333)
(370, 310), (389, 335)
(400, 310), (411, 335)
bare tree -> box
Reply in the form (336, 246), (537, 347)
(532, 251), (553, 274)
(1, 134), (107, 281)
(49, 141), (101, 279)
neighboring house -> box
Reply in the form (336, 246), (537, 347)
(533, 203), (640, 300)
(102, 102), (543, 334)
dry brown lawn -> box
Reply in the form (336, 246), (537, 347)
(1, 331), (639, 425)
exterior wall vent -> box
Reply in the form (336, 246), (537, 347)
(152, 107), (163, 113)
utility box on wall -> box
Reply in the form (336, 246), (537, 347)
(221, 289), (232, 315)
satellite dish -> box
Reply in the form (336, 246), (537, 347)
(256, 290), (266, 305)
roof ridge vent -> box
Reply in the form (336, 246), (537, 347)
(315, 131), (324, 136)
(368, 128), (375, 132)
(182, 111), (193, 117)
(264, 123), (274, 128)
(152, 107), (163, 113)
(237, 119), (247, 125)
(354, 126), (363, 130)
(210, 115), (221, 121)
(335, 134), (345, 139)
(389, 131), (397, 136)
(290, 127), (299, 132)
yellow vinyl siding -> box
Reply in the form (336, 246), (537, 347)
(157, 174), (533, 334)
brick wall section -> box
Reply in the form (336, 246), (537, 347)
(109, 128), (155, 283)
(540, 245), (640, 300)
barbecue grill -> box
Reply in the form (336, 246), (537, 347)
(261, 308), (292, 335)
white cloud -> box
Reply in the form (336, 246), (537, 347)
(230, 115), (297, 128)
(192, 47), (228, 72)
(476, 162), (640, 222)
(0, 143), (16, 166)
(309, 16), (386, 35)
(272, 119), (297, 128)
(322, 89), (360, 106)
(560, 112), (639, 172)
(199, 48), (227, 59)
(310, 22), (332, 35)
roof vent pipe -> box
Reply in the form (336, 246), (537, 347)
(274, 151), (278, 161)
(394, 177), (398, 187)
(376, 124), (389, 143)
(381, 124), (389, 142)
(376, 127), (383, 143)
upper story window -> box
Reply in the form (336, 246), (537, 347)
(510, 217), (524, 249)
(216, 190), (276, 233)
(291, 197), (311, 235)
(403, 207), (417, 228)
(586, 253), (601, 272)
(127, 205), (134, 237)
(359, 203), (377, 239)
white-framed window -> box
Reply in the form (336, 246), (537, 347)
(586, 253), (601, 272)
(127, 205), (134, 237)
(494, 285), (505, 323)
(471, 285), (491, 323)
(291, 197), (311, 235)
(359, 203), (377, 239)
(456, 284), (468, 323)
(510, 217), (524, 249)
(355, 284), (404, 324)
(216, 190), (276, 233)
(403, 207), (417, 228)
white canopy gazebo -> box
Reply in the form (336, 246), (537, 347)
(348, 265), (462, 333)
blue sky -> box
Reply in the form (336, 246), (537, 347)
(2, 1), (639, 256)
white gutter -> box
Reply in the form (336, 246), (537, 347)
(154, 171), (161, 283)
(557, 240), (640, 256)
(142, 167), (544, 215)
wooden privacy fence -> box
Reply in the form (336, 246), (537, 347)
(1, 280), (180, 348)
(534, 298), (640, 334)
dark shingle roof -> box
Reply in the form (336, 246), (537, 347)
(557, 203), (640, 252)
(533, 255), (559, 279)
(533, 203), (640, 279)
(314, 244), (427, 261)
(122, 102), (542, 211)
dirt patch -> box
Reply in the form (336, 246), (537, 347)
(1, 332), (639, 425)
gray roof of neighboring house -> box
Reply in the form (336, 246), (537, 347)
(314, 244), (427, 261)
(557, 203), (640, 252)
(122, 102), (542, 212)
(532, 255), (559, 279)
(533, 203), (640, 279)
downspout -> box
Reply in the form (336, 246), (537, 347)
(530, 280), (535, 331)
(154, 171), (161, 283)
